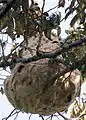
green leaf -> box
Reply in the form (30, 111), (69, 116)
(58, 0), (65, 8)
(70, 14), (78, 27)
(65, 7), (76, 20)
(78, 66), (82, 71)
(55, 14), (60, 25)
(65, 7), (70, 13)
(65, 0), (76, 13)
(70, 0), (76, 8)
(65, 56), (70, 65)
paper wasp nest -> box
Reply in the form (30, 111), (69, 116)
(4, 34), (81, 115)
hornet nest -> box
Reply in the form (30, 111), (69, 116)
(4, 35), (81, 115)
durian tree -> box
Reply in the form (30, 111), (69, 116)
(0, 0), (86, 119)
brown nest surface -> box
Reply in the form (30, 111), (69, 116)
(4, 35), (81, 115)
(4, 59), (80, 115)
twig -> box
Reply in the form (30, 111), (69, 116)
(45, 5), (58, 13)
(46, 115), (53, 120)
(42, 0), (45, 14)
(28, 114), (32, 120)
(39, 115), (45, 120)
(2, 109), (21, 120)
(57, 112), (69, 120)
(2, 108), (16, 120)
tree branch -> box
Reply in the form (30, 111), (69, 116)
(50, 54), (86, 83)
(37, 36), (86, 57)
(0, 37), (86, 75)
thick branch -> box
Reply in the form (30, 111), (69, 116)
(0, 37), (86, 74)
(37, 36), (86, 57)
